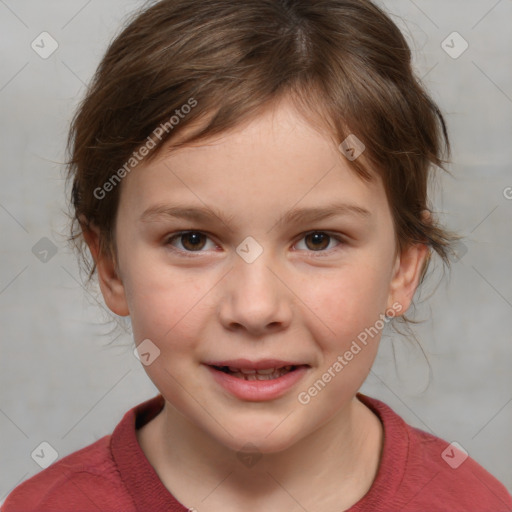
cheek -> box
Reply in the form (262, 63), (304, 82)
(295, 266), (389, 411)
(303, 262), (391, 344)
(123, 258), (207, 350)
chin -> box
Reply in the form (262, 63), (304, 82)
(215, 423), (303, 456)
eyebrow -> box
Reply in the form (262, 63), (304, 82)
(139, 202), (371, 228)
(272, 203), (371, 229)
(140, 204), (236, 226)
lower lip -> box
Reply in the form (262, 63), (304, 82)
(204, 365), (309, 401)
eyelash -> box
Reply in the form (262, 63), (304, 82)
(164, 231), (346, 258)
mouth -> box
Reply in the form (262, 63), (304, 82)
(210, 364), (307, 381)
(204, 361), (311, 401)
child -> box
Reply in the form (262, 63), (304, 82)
(3, 0), (511, 510)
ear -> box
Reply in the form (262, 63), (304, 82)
(81, 218), (130, 317)
(386, 240), (429, 315)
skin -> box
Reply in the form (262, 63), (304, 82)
(84, 97), (428, 511)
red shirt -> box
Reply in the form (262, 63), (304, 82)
(3, 393), (511, 512)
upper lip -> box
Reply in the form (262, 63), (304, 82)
(203, 358), (309, 370)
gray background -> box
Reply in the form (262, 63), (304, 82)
(1, 0), (511, 502)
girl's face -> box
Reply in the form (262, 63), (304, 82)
(94, 98), (425, 453)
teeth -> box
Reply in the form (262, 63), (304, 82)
(226, 366), (295, 381)
(254, 368), (275, 375)
(226, 365), (293, 375)
(239, 368), (256, 374)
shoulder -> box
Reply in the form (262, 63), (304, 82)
(356, 393), (512, 512)
(403, 426), (512, 511)
(1, 436), (135, 512)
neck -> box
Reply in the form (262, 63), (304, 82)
(137, 395), (383, 511)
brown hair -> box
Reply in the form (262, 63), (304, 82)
(66, 0), (457, 312)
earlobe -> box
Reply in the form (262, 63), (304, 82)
(81, 219), (130, 317)
(387, 242), (429, 315)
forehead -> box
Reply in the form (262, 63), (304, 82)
(118, 99), (388, 224)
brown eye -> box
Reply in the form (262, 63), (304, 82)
(181, 232), (207, 251)
(304, 232), (330, 251)
(167, 231), (214, 252)
(295, 232), (343, 254)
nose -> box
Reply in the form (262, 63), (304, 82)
(218, 250), (293, 336)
